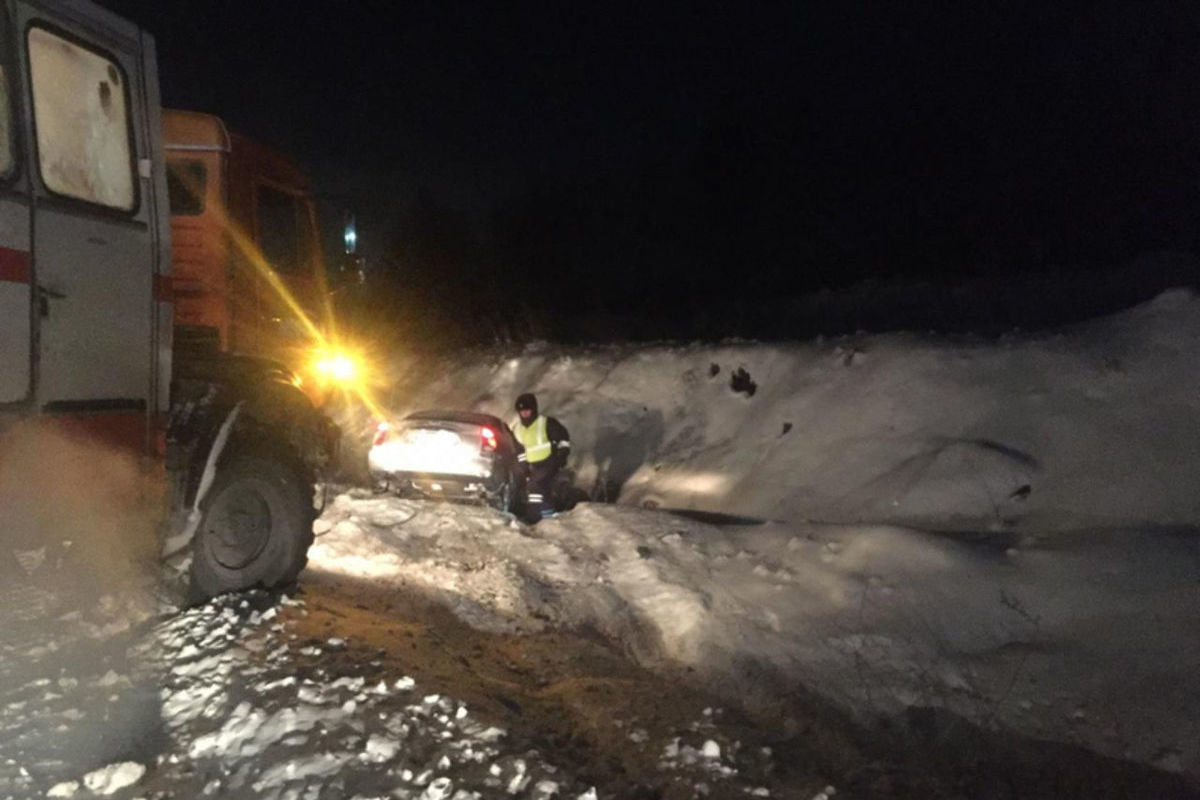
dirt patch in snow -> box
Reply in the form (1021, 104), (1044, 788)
(282, 573), (1200, 800)
(283, 572), (843, 799)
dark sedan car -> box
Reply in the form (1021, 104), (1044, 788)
(368, 410), (526, 513)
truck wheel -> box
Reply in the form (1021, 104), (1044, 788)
(190, 455), (314, 600)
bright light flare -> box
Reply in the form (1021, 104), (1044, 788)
(170, 162), (388, 421)
(314, 350), (361, 384)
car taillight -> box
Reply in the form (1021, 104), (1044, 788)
(373, 421), (391, 446)
(480, 426), (498, 451)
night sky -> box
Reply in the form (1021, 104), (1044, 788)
(98, 1), (1200, 340)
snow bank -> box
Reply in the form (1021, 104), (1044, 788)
(354, 288), (1200, 531)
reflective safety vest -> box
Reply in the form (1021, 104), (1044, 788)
(514, 415), (553, 464)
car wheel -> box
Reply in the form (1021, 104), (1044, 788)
(190, 455), (314, 602)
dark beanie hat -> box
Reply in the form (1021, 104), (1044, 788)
(514, 393), (538, 416)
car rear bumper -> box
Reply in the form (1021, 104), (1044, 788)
(370, 469), (495, 501)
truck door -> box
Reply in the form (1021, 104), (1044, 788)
(17, 7), (157, 424)
(0, 5), (31, 406)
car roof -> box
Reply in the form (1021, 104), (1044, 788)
(402, 409), (507, 429)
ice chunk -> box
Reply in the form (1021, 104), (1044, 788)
(254, 752), (352, 787)
(361, 735), (399, 763)
(46, 780), (79, 797)
(257, 676), (297, 692)
(298, 686), (325, 704)
(331, 676), (366, 692)
(533, 780), (559, 798)
(82, 762), (145, 795)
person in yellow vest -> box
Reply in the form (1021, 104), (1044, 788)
(512, 392), (570, 522)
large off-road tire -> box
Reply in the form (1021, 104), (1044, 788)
(190, 455), (314, 601)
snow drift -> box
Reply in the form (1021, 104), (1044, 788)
(351, 288), (1200, 532)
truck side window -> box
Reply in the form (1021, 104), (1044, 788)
(256, 184), (300, 274)
(27, 27), (134, 210)
(167, 160), (206, 215)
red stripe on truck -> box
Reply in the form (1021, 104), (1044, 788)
(40, 411), (149, 457)
(0, 247), (30, 283)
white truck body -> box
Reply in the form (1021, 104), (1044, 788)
(0, 0), (170, 450)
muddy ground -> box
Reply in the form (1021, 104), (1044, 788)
(281, 571), (1199, 800)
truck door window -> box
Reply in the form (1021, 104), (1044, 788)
(167, 160), (206, 215)
(27, 27), (134, 210)
(256, 184), (300, 273)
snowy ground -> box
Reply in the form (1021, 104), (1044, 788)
(0, 572), (795, 800)
(137, 593), (599, 800)
(0, 583), (582, 800)
(310, 493), (1200, 781)
(320, 289), (1200, 783)
(2, 290), (1198, 797)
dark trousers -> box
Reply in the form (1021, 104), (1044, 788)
(525, 461), (558, 523)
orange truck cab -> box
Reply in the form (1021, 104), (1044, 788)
(162, 110), (326, 370)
